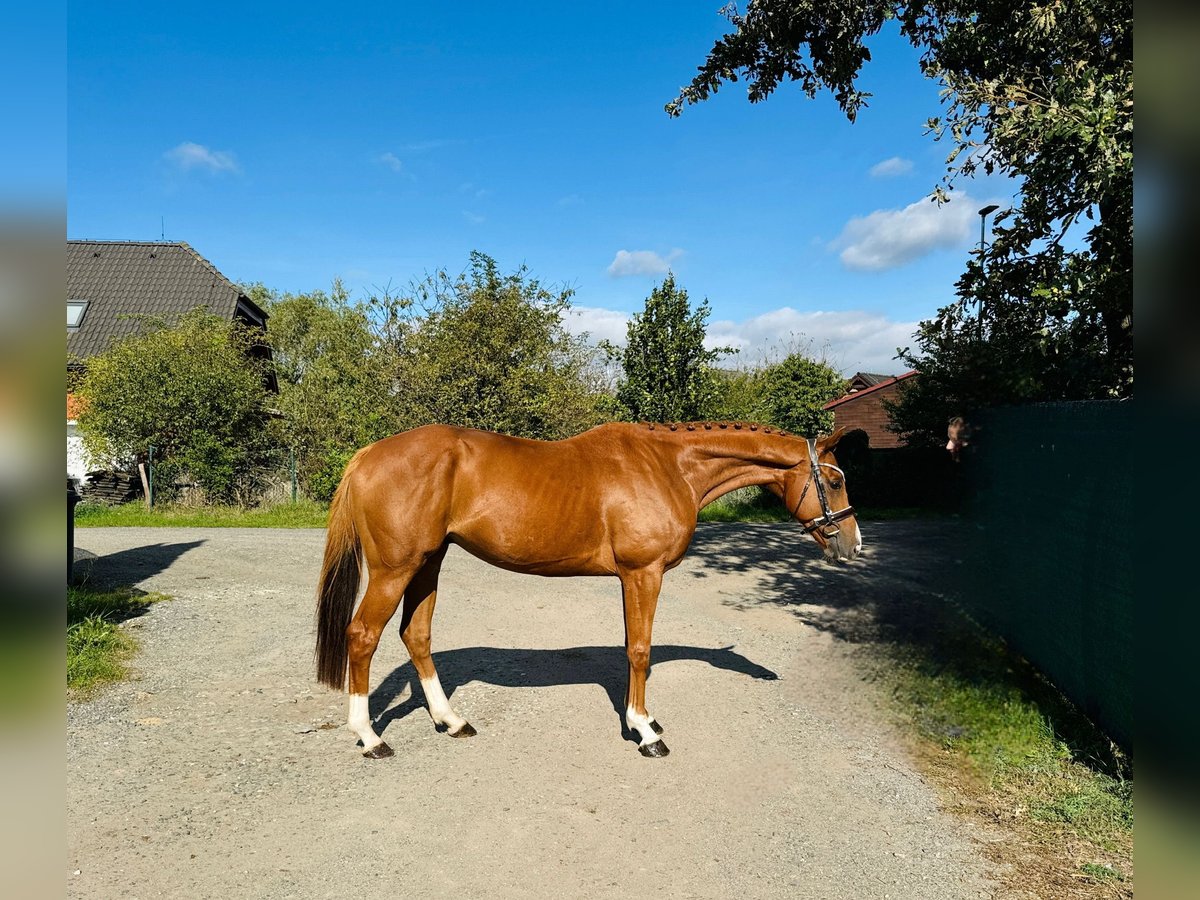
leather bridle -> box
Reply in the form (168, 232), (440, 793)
(791, 438), (856, 537)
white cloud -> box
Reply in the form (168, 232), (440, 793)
(562, 304), (917, 376)
(606, 248), (684, 278)
(164, 142), (240, 174)
(557, 193), (583, 207)
(706, 308), (917, 375)
(379, 152), (404, 172)
(463, 211), (485, 224)
(564, 306), (631, 345)
(869, 156), (914, 178)
(833, 194), (978, 271)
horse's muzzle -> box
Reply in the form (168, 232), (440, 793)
(825, 525), (863, 563)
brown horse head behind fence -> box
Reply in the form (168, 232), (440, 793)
(315, 421), (861, 758)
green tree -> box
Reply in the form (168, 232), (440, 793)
(709, 354), (844, 434)
(76, 309), (274, 504)
(395, 251), (608, 439)
(610, 274), (731, 422)
(709, 366), (766, 422)
(758, 353), (845, 435)
(258, 280), (399, 500)
(670, 0), (1132, 441)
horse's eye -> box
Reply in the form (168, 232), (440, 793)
(831, 481), (843, 491)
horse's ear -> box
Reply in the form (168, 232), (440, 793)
(819, 426), (849, 450)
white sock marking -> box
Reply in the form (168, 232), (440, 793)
(626, 706), (660, 746)
(348, 693), (383, 751)
(420, 675), (467, 732)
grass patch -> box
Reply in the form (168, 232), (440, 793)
(75, 498), (329, 528)
(1079, 862), (1125, 883)
(67, 585), (168, 698)
(874, 595), (1133, 896)
(698, 486), (949, 524)
(699, 487), (790, 523)
(894, 663), (1132, 845)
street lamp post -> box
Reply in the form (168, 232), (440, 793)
(976, 204), (1000, 336)
(978, 204), (999, 255)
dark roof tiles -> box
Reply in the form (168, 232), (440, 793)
(824, 370), (917, 410)
(851, 372), (893, 387)
(67, 240), (265, 359)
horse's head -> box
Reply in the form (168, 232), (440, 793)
(775, 426), (862, 563)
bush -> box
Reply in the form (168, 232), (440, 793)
(395, 251), (609, 438)
(76, 309), (277, 505)
(308, 448), (355, 504)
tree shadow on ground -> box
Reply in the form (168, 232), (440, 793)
(371, 643), (777, 743)
(685, 519), (959, 645)
(72, 540), (206, 590)
(686, 521), (1125, 776)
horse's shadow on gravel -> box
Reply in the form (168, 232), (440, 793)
(371, 644), (777, 741)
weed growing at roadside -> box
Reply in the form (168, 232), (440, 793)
(67, 586), (168, 697)
(1079, 862), (1125, 883)
(876, 594), (1132, 896)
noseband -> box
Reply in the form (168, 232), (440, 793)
(792, 438), (856, 537)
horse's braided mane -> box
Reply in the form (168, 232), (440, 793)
(640, 420), (789, 436)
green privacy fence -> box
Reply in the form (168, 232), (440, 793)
(954, 400), (1133, 749)
(837, 442), (967, 510)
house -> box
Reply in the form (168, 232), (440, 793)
(68, 239), (273, 378)
(67, 239), (275, 487)
(844, 372), (893, 393)
(67, 394), (89, 487)
(823, 370), (917, 449)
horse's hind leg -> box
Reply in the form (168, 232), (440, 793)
(399, 546), (475, 738)
(345, 566), (413, 758)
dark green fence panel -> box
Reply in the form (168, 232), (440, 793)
(838, 443), (966, 511)
(956, 400), (1133, 749)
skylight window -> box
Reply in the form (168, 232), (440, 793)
(68, 300), (88, 328)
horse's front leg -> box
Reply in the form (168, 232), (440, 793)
(619, 566), (668, 758)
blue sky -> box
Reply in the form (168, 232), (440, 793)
(68, 3), (1015, 376)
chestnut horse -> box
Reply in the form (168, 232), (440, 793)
(315, 421), (861, 758)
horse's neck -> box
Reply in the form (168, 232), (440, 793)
(663, 430), (807, 509)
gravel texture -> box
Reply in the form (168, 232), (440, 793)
(68, 522), (996, 899)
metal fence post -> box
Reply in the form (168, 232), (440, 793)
(290, 447), (298, 504)
(68, 479), (80, 584)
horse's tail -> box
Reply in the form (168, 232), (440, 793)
(315, 448), (369, 690)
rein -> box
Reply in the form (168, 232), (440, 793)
(792, 438), (856, 537)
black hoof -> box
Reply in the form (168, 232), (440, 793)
(650, 719), (664, 735)
(363, 741), (394, 759)
(451, 722), (477, 738)
(639, 739), (670, 758)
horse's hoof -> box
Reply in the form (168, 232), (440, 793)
(639, 739), (670, 758)
(363, 742), (394, 759)
(451, 722), (477, 738)
(650, 719), (664, 735)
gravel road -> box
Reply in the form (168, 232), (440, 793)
(68, 522), (996, 899)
